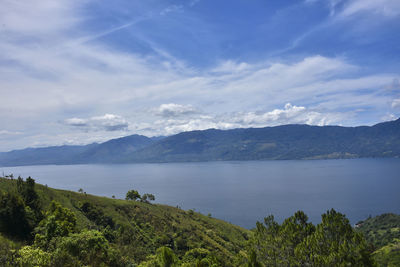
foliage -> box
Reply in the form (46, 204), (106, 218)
(16, 246), (51, 267)
(0, 177), (44, 240)
(296, 209), (374, 266)
(0, 177), (248, 266)
(17, 176), (40, 213)
(50, 230), (124, 266)
(34, 201), (77, 248)
(142, 193), (156, 203)
(181, 248), (220, 266)
(357, 213), (400, 266)
(79, 201), (115, 229)
(372, 238), (400, 267)
(126, 189), (141, 201)
(356, 213), (400, 248)
(139, 246), (179, 267)
(0, 234), (19, 266)
(249, 209), (374, 267)
(5, 177), (393, 266)
(0, 191), (32, 239)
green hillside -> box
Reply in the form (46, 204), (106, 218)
(0, 176), (397, 266)
(356, 213), (400, 267)
(0, 177), (249, 266)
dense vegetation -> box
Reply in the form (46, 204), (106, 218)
(1, 118), (399, 166)
(0, 176), (398, 266)
(0, 176), (248, 266)
(356, 213), (400, 267)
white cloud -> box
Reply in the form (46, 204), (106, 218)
(392, 99), (400, 109)
(0, 0), (82, 35)
(341, 0), (400, 17)
(160, 5), (184, 16)
(139, 103), (347, 136)
(381, 113), (397, 121)
(64, 114), (128, 132)
(211, 61), (250, 73)
(64, 118), (87, 127)
(156, 103), (198, 117)
(0, 0), (398, 150)
(307, 0), (400, 17)
(230, 103), (342, 127)
(0, 130), (22, 136)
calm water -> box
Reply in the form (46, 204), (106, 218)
(2, 158), (400, 229)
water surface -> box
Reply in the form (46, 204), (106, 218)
(2, 158), (399, 228)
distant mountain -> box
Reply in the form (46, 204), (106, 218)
(0, 134), (156, 166)
(0, 144), (97, 166)
(76, 134), (155, 163)
(126, 118), (400, 162)
(0, 118), (399, 166)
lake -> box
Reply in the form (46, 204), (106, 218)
(2, 158), (400, 229)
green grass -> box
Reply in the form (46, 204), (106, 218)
(0, 177), (249, 265)
(372, 239), (400, 267)
(356, 213), (400, 249)
(356, 213), (400, 266)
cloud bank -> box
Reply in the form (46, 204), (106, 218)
(0, 0), (399, 151)
(156, 104), (198, 117)
(65, 114), (129, 132)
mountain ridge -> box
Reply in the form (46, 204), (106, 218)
(1, 118), (399, 166)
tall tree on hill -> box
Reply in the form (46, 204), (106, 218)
(250, 209), (375, 266)
(0, 192), (32, 239)
(126, 190), (141, 201)
(295, 209), (375, 266)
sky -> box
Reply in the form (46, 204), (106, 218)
(1, 0), (400, 151)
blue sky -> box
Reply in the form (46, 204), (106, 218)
(0, 0), (399, 151)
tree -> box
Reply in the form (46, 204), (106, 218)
(34, 201), (77, 248)
(279, 211), (315, 266)
(295, 209), (375, 266)
(51, 230), (123, 266)
(126, 190), (141, 201)
(249, 209), (374, 267)
(80, 201), (114, 228)
(246, 250), (262, 267)
(138, 246), (179, 267)
(182, 248), (220, 266)
(251, 215), (282, 266)
(0, 192), (32, 239)
(0, 234), (18, 266)
(16, 176), (42, 223)
(141, 193), (155, 203)
(16, 246), (51, 267)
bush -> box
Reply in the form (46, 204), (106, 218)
(34, 201), (77, 248)
(126, 190), (141, 201)
(16, 246), (51, 267)
(0, 192), (32, 239)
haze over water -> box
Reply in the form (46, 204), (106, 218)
(3, 158), (399, 229)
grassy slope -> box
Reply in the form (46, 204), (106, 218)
(356, 213), (400, 248)
(0, 178), (249, 264)
(356, 213), (400, 266)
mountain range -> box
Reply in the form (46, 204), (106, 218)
(1, 118), (399, 166)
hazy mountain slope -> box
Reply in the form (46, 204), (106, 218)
(0, 119), (399, 166)
(127, 118), (400, 162)
(0, 134), (155, 166)
(76, 134), (155, 163)
(0, 144), (97, 166)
